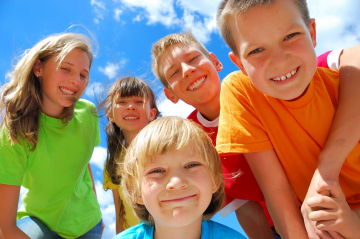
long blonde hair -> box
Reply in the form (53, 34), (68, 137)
(0, 33), (94, 150)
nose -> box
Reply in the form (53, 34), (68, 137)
(269, 46), (290, 69)
(126, 101), (136, 110)
(181, 62), (196, 78)
(69, 74), (82, 86)
(166, 173), (188, 190)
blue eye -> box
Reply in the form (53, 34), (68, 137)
(150, 168), (164, 173)
(185, 163), (200, 169)
(249, 48), (262, 55)
(284, 32), (299, 40)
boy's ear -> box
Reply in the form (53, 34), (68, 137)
(164, 88), (179, 104)
(309, 18), (317, 48)
(32, 59), (43, 78)
(212, 182), (220, 194)
(136, 196), (144, 205)
(229, 52), (248, 76)
(209, 52), (223, 72)
(148, 108), (157, 121)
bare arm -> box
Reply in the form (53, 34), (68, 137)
(244, 149), (308, 239)
(112, 189), (125, 234)
(0, 184), (30, 239)
(318, 44), (360, 178)
(235, 201), (274, 239)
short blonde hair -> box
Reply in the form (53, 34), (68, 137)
(151, 31), (210, 88)
(0, 32), (94, 150)
(217, 0), (310, 56)
(121, 116), (225, 225)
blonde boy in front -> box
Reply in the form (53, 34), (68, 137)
(216, 0), (360, 238)
(114, 117), (245, 239)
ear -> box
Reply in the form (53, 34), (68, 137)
(164, 88), (179, 104)
(208, 53), (223, 72)
(229, 52), (248, 76)
(308, 18), (317, 48)
(148, 108), (157, 121)
(32, 59), (43, 77)
(212, 182), (220, 194)
(108, 111), (115, 123)
(136, 196), (144, 205)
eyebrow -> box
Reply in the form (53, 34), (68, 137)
(63, 62), (89, 73)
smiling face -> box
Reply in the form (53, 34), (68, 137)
(138, 146), (217, 228)
(109, 95), (156, 135)
(34, 48), (90, 118)
(160, 44), (223, 108)
(229, 0), (317, 100)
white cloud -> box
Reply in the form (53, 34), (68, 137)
(114, 8), (123, 22)
(85, 82), (105, 99)
(182, 10), (217, 43)
(133, 14), (142, 22)
(95, 180), (116, 238)
(176, 0), (221, 17)
(90, 146), (107, 170)
(119, 0), (180, 27)
(94, 18), (100, 24)
(91, 0), (106, 10)
(99, 62), (120, 79)
(308, 0), (360, 55)
(157, 91), (194, 118)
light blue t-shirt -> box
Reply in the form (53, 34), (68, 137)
(114, 220), (246, 239)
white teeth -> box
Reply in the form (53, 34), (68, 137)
(272, 68), (297, 81)
(60, 87), (75, 94)
(125, 116), (138, 120)
(188, 76), (205, 91)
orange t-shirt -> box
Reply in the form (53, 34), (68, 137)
(216, 68), (360, 209)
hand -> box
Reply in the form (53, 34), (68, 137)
(101, 220), (105, 237)
(301, 170), (334, 239)
(307, 180), (360, 239)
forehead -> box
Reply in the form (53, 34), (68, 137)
(231, 0), (306, 55)
(160, 44), (203, 73)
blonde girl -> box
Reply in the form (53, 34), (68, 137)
(0, 33), (103, 239)
(100, 77), (160, 233)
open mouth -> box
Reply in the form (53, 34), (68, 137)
(60, 87), (75, 95)
(270, 67), (299, 81)
(124, 116), (139, 120)
(187, 76), (206, 91)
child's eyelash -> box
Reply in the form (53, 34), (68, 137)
(185, 163), (200, 168)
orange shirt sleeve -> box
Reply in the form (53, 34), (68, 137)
(216, 71), (273, 155)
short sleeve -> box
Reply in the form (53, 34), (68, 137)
(0, 127), (28, 185)
(103, 166), (120, 190)
(216, 72), (273, 155)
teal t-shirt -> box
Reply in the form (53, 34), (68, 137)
(114, 220), (246, 239)
(0, 99), (102, 238)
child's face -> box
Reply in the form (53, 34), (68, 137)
(229, 0), (317, 100)
(109, 95), (156, 133)
(138, 146), (217, 228)
(160, 44), (223, 108)
(35, 48), (89, 117)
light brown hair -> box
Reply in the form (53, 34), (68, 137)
(217, 0), (310, 56)
(151, 31), (210, 88)
(0, 33), (94, 151)
(121, 116), (225, 225)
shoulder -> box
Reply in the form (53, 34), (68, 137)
(187, 109), (198, 120)
(202, 220), (246, 238)
(315, 67), (339, 83)
(75, 99), (97, 112)
(222, 71), (251, 88)
(113, 223), (153, 239)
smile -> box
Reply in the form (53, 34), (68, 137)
(161, 194), (196, 203)
(271, 67), (299, 81)
(124, 116), (139, 120)
(187, 76), (206, 91)
(60, 87), (75, 95)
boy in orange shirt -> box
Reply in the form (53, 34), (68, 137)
(216, 0), (360, 238)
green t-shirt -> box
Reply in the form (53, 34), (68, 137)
(0, 99), (102, 238)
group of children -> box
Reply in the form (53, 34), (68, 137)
(0, 0), (360, 238)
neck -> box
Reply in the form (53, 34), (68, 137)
(196, 95), (220, 121)
(122, 129), (140, 148)
(153, 217), (202, 239)
(42, 103), (64, 119)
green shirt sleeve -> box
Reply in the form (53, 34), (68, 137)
(0, 127), (28, 186)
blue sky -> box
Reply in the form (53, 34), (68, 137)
(1, 0), (360, 238)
